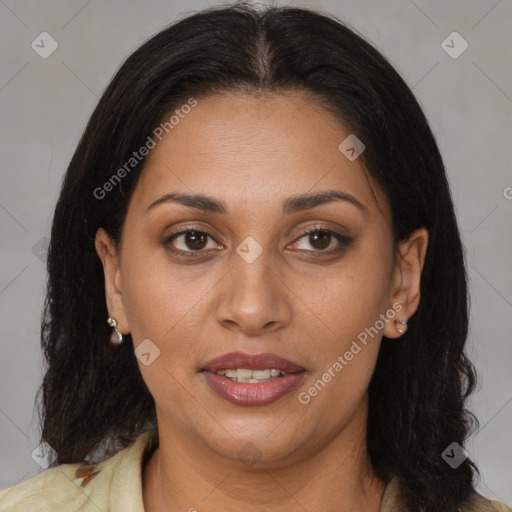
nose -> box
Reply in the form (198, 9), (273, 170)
(214, 247), (293, 337)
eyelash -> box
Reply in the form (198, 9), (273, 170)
(163, 224), (353, 258)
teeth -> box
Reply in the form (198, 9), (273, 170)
(237, 369), (253, 379)
(252, 369), (271, 379)
(214, 368), (288, 382)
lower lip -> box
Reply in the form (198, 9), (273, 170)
(202, 371), (306, 406)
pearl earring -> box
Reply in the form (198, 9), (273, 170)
(395, 319), (408, 334)
(107, 317), (123, 345)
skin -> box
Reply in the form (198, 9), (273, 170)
(95, 92), (428, 512)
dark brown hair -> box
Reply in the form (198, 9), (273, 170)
(38, 3), (478, 510)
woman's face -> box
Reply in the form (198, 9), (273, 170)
(96, 92), (427, 467)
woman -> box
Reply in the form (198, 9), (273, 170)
(0, 2), (509, 511)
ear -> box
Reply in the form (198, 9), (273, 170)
(94, 228), (130, 335)
(383, 227), (429, 339)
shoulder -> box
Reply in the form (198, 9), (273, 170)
(0, 461), (104, 512)
(462, 492), (512, 512)
(0, 429), (158, 512)
(381, 477), (511, 512)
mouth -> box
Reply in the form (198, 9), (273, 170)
(200, 351), (306, 406)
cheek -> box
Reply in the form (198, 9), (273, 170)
(119, 242), (216, 380)
(306, 252), (391, 347)
(120, 240), (200, 339)
(119, 246), (198, 415)
(298, 242), (392, 404)
(298, 271), (386, 423)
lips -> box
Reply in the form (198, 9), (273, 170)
(201, 351), (305, 374)
(200, 351), (306, 406)
(202, 371), (306, 406)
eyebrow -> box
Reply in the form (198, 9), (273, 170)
(145, 190), (368, 216)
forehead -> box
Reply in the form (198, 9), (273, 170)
(130, 92), (388, 221)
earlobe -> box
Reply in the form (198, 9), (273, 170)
(384, 227), (428, 339)
(94, 228), (130, 335)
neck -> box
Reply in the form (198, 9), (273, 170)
(143, 401), (386, 512)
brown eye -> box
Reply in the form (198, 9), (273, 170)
(179, 230), (208, 251)
(292, 226), (354, 254)
(308, 230), (331, 250)
(163, 227), (221, 257)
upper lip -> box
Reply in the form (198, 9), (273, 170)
(201, 351), (305, 373)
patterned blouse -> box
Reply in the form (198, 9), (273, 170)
(0, 429), (510, 511)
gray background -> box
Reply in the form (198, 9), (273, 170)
(1, 0), (511, 505)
